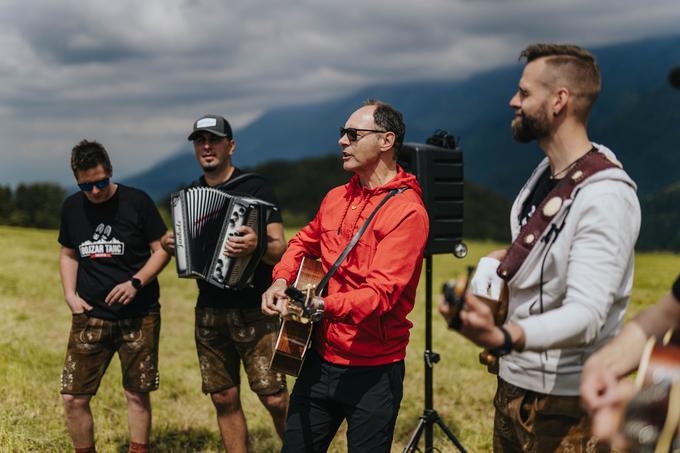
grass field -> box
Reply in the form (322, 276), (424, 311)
(1, 225), (678, 453)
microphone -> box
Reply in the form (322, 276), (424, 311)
(669, 66), (680, 90)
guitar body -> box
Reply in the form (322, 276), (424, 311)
(269, 258), (324, 377)
(623, 330), (680, 452)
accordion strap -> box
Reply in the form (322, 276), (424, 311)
(315, 187), (408, 296)
(193, 172), (262, 191)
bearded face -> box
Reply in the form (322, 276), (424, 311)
(511, 104), (551, 143)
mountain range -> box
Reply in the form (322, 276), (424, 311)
(122, 35), (680, 250)
(124, 34), (680, 203)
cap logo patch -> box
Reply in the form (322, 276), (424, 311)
(197, 118), (217, 128)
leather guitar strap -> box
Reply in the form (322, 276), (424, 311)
(497, 150), (620, 281)
(315, 187), (408, 296)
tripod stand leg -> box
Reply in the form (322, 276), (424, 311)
(402, 256), (468, 453)
(403, 416), (426, 453)
(434, 417), (468, 453)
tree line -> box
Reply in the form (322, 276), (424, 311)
(0, 183), (66, 229)
(4, 156), (679, 252)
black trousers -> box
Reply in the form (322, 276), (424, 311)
(281, 351), (405, 453)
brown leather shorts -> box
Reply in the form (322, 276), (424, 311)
(195, 307), (287, 395)
(60, 312), (160, 395)
(493, 378), (609, 453)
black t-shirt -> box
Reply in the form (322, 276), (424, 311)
(193, 167), (283, 309)
(519, 167), (558, 228)
(673, 275), (680, 302)
(58, 184), (167, 320)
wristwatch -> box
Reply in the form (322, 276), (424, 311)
(489, 325), (513, 357)
(130, 277), (143, 290)
(315, 298), (325, 312)
(310, 297), (325, 322)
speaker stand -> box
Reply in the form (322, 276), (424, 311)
(403, 255), (467, 453)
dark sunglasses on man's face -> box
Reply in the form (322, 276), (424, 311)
(78, 178), (110, 192)
(339, 127), (386, 142)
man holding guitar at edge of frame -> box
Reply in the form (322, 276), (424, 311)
(580, 275), (680, 449)
(262, 99), (429, 453)
(439, 44), (641, 452)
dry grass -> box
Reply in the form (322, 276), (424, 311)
(1, 226), (678, 452)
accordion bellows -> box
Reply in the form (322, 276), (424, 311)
(171, 187), (275, 289)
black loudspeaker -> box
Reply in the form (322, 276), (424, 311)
(398, 134), (464, 256)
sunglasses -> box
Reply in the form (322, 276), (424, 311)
(339, 127), (386, 142)
(78, 178), (110, 192)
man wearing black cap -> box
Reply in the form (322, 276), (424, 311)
(162, 115), (288, 453)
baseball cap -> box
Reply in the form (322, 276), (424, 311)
(187, 115), (233, 141)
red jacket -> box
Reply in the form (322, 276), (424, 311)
(273, 168), (429, 366)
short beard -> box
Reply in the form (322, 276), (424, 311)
(202, 164), (217, 173)
(511, 107), (550, 143)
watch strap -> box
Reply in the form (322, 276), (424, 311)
(130, 277), (142, 290)
(489, 325), (513, 357)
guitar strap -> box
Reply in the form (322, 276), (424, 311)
(315, 187), (408, 296)
(497, 149), (621, 281)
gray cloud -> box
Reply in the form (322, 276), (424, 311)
(1, 0), (680, 186)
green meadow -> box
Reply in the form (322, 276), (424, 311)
(1, 225), (678, 452)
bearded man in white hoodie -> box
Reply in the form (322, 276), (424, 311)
(440, 44), (640, 452)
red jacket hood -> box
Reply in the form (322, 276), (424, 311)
(345, 166), (423, 198)
(333, 166), (423, 232)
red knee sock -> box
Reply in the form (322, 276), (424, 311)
(128, 441), (149, 453)
(75, 447), (96, 453)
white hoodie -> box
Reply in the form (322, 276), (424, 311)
(499, 143), (641, 396)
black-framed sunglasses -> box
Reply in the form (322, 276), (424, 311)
(78, 178), (110, 192)
(339, 127), (386, 142)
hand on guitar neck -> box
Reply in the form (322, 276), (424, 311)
(438, 260), (524, 354)
(438, 267), (473, 330)
(439, 253), (526, 376)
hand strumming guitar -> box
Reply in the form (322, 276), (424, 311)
(262, 278), (289, 316)
(261, 278), (324, 318)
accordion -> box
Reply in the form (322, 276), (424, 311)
(170, 187), (276, 289)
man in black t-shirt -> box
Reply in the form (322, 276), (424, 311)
(162, 115), (288, 452)
(58, 140), (170, 453)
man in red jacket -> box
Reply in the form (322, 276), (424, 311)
(262, 99), (429, 452)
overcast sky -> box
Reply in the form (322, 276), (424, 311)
(1, 0), (679, 187)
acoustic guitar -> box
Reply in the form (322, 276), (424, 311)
(269, 257), (324, 377)
(622, 329), (680, 453)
